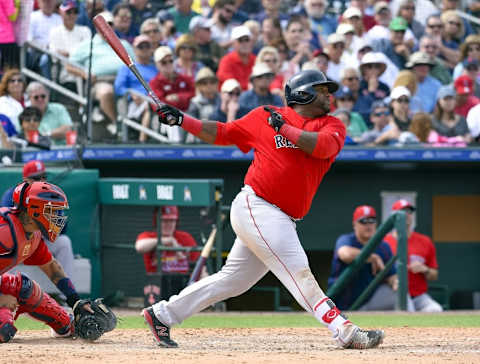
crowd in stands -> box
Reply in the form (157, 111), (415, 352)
(1, 0), (480, 147)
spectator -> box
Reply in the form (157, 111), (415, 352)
(114, 34), (157, 142)
(424, 14), (459, 70)
(440, 10), (464, 53)
(283, 15), (315, 69)
(339, 67), (361, 103)
(186, 67), (220, 143)
(339, 0), (376, 32)
(354, 100), (393, 146)
(333, 86), (367, 138)
(328, 205), (397, 311)
(15, 106), (52, 149)
(140, 18), (172, 49)
(1, 160), (75, 281)
(208, 0), (236, 49)
(372, 17), (411, 70)
(325, 33), (347, 82)
(454, 75), (480, 118)
(49, 0), (92, 90)
(76, 0), (105, 34)
(392, 70), (424, 115)
(330, 108), (356, 145)
(210, 78), (249, 122)
(303, 0), (338, 39)
(135, 206), (202, 302)
(342, 7), (366, 40)
(189, 16), (224, 73)
(0, 69), (26, 132)
(396, 0), (423, 42)
(260, 17), (282, 48)
(460, 58), (480, 99)
(406, 52), (442, 113)
(68, 11), (135, 135)
(410, 111), (466, 147)
(217, 25), (256, 91)
(439, 0), (474, 38)
(418, 35), (452, 86)
(166, 0), (200, 35)
(238, 63), (283, 110)
(271, 37), (300, 86)
(256, 46), (283, 98)
(111, 2), (135, 44)
(389, 86), (412, 137)
(356, 52), (390, 124)
(467, 103), (480, 143)
(337, 23), (358, 66)
(174, 34), (204, 79)
(384, 200), (443, 312)
(366, 1), (391, 41)
(453, 34), (480, 81)
(26, 82), (73, 145)
(157, 11), (180, 49)
(127, 0), (156, 36)
(254, 0), (289, 27)
(243, 19), (262, 55)
(311, 49), (330, 75)
(0, 0), (20, 70)
(149, 46), (195, 147)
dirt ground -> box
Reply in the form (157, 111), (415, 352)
(1, 325), (479, 364)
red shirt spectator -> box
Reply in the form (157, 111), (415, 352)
(454, 75), (480, 117)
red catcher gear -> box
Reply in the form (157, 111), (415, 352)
(12, 181), (68, 242)
(22, 160), (46, 179)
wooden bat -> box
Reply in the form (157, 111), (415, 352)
(92, 14), (164, 111)
(188, 227), (217, 285)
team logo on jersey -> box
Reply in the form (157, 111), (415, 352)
(274, 134), (298, 149)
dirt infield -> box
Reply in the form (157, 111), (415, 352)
(1, 326), (479, 364)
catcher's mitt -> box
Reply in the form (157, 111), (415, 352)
(73, 298), (117, 341)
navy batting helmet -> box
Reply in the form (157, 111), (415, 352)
(285, 70), (339, 106)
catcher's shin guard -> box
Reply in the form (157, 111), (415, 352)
(0, 307), (16, 343)
(14, 273), (72, 335)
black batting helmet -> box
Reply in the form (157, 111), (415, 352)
(285, 70), (339, 106)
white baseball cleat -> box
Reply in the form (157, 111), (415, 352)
(334, 322), (385, 349)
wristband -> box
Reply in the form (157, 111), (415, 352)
(279, 123), (302, 145)
(56, 277), (80, 308)
(182, 115), (202, 136)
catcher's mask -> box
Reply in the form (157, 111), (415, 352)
(13, 181), (69, 242)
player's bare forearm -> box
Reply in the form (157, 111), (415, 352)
(39, 258), (67, 284)
(293, 130), (319, 155)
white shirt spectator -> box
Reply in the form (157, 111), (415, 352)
(466, 103), (480, 139)
(0, 95), (24, 132)
(210, 22), (234, 47)
(28, 10), (62, 48)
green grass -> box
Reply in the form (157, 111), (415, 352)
(14, 312), (480, 331)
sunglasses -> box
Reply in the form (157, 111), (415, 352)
(263, 58), (278, 64)
(345, 76), (359, 81)
(447, 21), (461, 26)
(223, 7), (234, 14)
(338, 97), (354, 102)
(332, 43), (345, 49)
(427, 23), (442, 29)
(227, 91), (241, 96)
(32, 94), (47, 100)
(66, 9), (79, 15)
(22, 117), (40, 123)
(137, 43), (152, 49)
(364, 64), (381, 69)
(237, 37), (250, 43)
(160, 59), (174, 65)
(8, 78), (24, 84)
(143, 28), (160, 34)
(397, 97), (410, 103)
(373, 111), (390, 117)
(358, 217), (377, 225)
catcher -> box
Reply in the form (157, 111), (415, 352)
(0, 181), (116, 342)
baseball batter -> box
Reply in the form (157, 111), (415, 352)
(0, 181), (87, 342)
(143, 70), (385, 349)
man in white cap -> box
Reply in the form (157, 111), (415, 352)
(217, 25), (256, 91)
(238, 63), (284, 110)
(210, 78), (250, 122)
(326, 33), (347, 82)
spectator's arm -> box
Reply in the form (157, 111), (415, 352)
(438, 43), (460, 67)
(386, 274), (398, 290)
(49, 124), (72, 140)
(337, 246), (362, 264)
(425, 267), (438, 281)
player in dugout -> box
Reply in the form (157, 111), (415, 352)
(142, 69), (385, 349)
(135, 206), (203, 305)
(0, 181), (90, 342)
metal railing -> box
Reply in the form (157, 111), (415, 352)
(327, 211), (408, 310)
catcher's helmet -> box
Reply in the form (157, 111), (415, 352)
(13, 181), (68, 242)
(285, 70), (339, 106)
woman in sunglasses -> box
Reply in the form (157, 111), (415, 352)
(0, 69), (26, 133)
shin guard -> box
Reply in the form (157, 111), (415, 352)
(0, 307), (16, 343)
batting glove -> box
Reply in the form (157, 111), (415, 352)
(156, 104), (184, 126)
(264, 106), (285, 132)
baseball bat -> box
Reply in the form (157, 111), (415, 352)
(188, 227), (217, 285)
(92, 14), (164, 110)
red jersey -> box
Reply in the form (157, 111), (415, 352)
(0, 208), (53, 275)
(136, 230), (199, 274)
(149, 72), (195, 111)
(384, 231), (438, 297)
(215, 106), (346, 219)
(217, 50), (256, 91)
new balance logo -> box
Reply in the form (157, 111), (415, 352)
(274, 134), (298, 149)
(155, 325), (168, 336)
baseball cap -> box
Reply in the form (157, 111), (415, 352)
(221, 78), (241, 93)
(335, 86), (354, 99)
(23, 160), (46, 179)
(392, 199), (416, 212)
(133, 34), (151, 48)
(327, 33), (345, 45)
(343, 7), (362, 19)
(231, 25), (252, 41)
(405, 51), (435, 68)
(60, 0), (78, 12)
(189, 16), (211, 32)
(436, 85), (456, 101)
(353, 205), (377, 222)
(374, 1), (389, 14)
(390, 86), (411, 100)
(195, 67), (217, 83)
(154, 46), (173, 62)
(98, 11), (113, 24)
(454, 75), (474, 95)
(250, 63), (274, 80)
(161, 205), (179, 220)
(389, 17), (408, 31)
(371, 100), (389, 112)
(336, 23), (355, 35)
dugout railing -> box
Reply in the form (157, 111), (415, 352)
(327, 211), (409, 311)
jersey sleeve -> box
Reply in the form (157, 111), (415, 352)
(311, 116), (346, 159)
(214, 108), (261, 153)
(23, 240), (53, 266)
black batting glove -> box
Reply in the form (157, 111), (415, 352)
(264, 106), (285, 133)
(156, 104), (184, 126)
